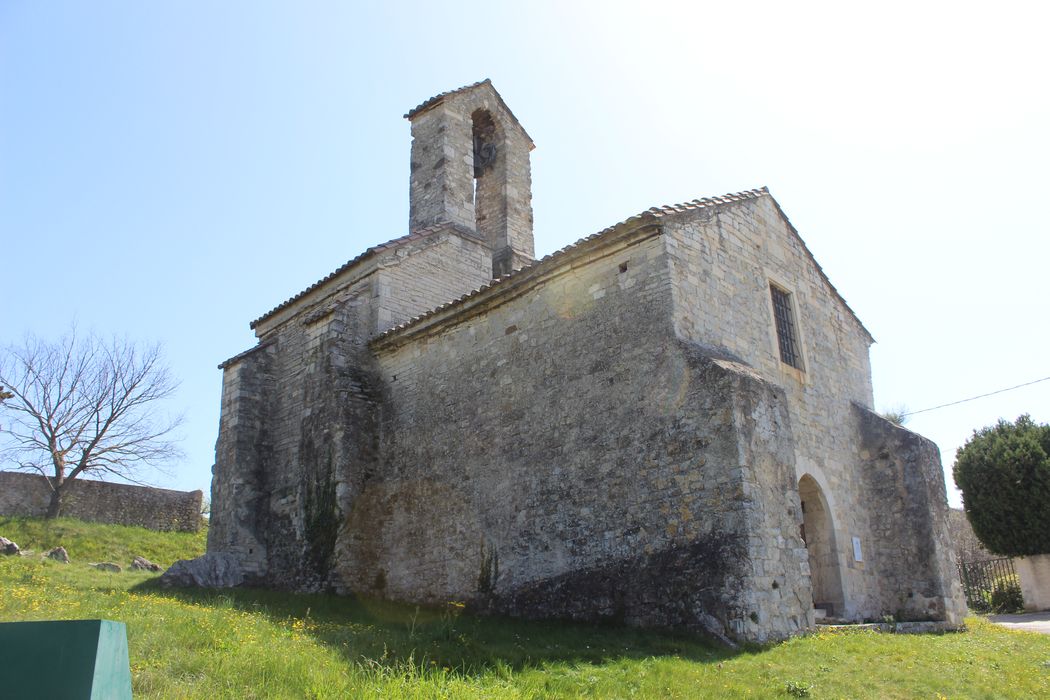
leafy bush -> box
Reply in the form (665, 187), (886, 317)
(784, 680), (813, 697)
(969, 572), (1024, 613)
(953, 415), (1050, 556)
(988, 578), (1025, 614)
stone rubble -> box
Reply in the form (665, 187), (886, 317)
(131, 555), (163, 572)
(159, 553), (244, 589)
(44, 546), (69, 563)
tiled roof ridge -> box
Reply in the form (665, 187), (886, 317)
(404, 79), (491, 119)
(643, 187), (769, 217)
(249, 221), (481, 330)
(372, 188), (772, 344)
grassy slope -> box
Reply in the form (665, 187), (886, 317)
(0, 515), (206, 567)
(1, 518), (1049, 699)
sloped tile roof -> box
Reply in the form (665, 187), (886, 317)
(373, 187), (873, 344)
(249, 222), (480, 330)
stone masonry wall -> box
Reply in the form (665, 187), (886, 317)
(215, 277), (377, 590)
(376, 229), (492, 331)
(722, 357), (817, 637)
(209, 345), (275, 575)
(0, 471), (202, 532)
(665, 195), (884, 619)
(212, 228), (494, 590)
(206, 188), (960, 636)
(203, 81), (971, 638)
(853, 405), (967, 624)
(341, 229), (811, 643)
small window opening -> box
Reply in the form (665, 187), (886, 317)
(770, 284), (803, 370)
(618, 262), (629, 273)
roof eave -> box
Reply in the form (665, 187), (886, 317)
(371, 217), (663, 351)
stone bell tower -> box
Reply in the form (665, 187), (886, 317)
(406, 80), (535, 278)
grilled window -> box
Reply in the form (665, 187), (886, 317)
(770, 284), (803, 370)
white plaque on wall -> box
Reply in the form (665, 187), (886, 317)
(852, 536), (863, 562)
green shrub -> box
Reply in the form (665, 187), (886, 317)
(988, 575), (1025, 613)
(989, 586), (1023, 613)
(953, 415), (1050, 556)
(784, 680), (813, 697)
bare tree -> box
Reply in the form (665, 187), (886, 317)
(0, 331), (183, 518)
(948, 507), (994, 563)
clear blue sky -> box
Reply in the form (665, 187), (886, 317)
(3, 1), (1048, 507)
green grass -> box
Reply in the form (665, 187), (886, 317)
(0, 515), (206, 567)
(2, 518), (1049, 698)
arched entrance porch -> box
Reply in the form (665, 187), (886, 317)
(798, 474), (845, 618)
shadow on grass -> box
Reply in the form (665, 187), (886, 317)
(131, 579), (740, 675)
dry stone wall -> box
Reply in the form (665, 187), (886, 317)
(0, 471), (202, 532)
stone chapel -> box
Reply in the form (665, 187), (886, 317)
(197, 80), (966, 643)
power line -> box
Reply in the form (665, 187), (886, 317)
(901, 375), (1050, 418)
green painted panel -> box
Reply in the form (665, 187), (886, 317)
(0, 619), (132, 699)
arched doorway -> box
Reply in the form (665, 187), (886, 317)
(798, 474), (845, 617)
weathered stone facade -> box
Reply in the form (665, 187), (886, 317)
(201, 80), (965, 642)
(0, 471), (202, 532)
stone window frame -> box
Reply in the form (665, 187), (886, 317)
(765, 273), (808, 381)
